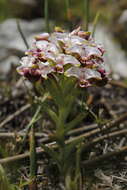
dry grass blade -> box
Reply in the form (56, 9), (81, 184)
(67, 112), (127, 143)
(82, 129), (127, 151)
(0, 112), (127, 164)
(109, 80), (127, 88)
(0, 124), (98, 139)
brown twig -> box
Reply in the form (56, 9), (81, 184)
(86, 94), (94, 106)
(0, 132), (47, 138)
(0, 145), (56, 165)
(67, 112), (127, 143)
(0, 132), (127, 166)
(0, 104), (31, 128)
(83, 146), (127, 167)
(0, 112), (127, 164)
(109, 80), (127, 89)
(0, 124), (97, 139)
(68, 123), (97, 135)
(101, 98), (117, 118)
(112, 175), (127, 183)
(82, 128), (127, 151)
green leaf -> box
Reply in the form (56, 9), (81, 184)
(65, 173), (79, 190)
(46, 108), (59, 126)
(65, 112), (87, 133)
(64, 139), (83, 164)
(0, 145), (8, 158)
(19, 93), (49, 153)
(45, 78), (63, 107)
(60, 77), (76, 96)
(29, 126), (37, 178)
(57, 139), (83, 176)
(92, 11), (101, 37)
(41, 144), (61, 171)
(0, 165), (10, 190)
(0, 165), (20, 190)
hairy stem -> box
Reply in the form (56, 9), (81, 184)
(29, 126), (37, 190)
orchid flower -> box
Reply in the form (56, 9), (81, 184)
(17, 27), (109, 190)
(17, 27), (108, 87)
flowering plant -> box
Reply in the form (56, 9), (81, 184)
(17, 27), (107, 87)
(17, 27), (108, 190)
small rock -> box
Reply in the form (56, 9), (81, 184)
(0, 18), (46, 51)
(94, 25), (127, 77)
(0, 18), (53, 74)
(118, 9), (127, 25)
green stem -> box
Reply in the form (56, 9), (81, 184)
(92, 11), (100, 37)
(16, 19), (29, 49)
(65, 0), (72, 30)
(84, 0), (90, 31)
(65, 0), (70, 20)
(29, 126), (37, 190)
(44, 0), (50, 32)
(45, 77), (83, 188)
(19, 105), (42, 153)
(0, 165), (11, 190)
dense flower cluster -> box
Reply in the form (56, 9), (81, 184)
(17, 27), (108, 87)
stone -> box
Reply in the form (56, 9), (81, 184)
(118, 9), (127, 24)
(0, 18), (46, 50)
(111, 1), (127, 51)
(0, 18), (50, 74)
(0, 18), (127, 77)
(94, 25), (127, 77)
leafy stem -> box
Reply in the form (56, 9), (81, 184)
(42, 76), (86, 189)
(84, 0), (90, 31)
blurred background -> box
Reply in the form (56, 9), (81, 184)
(0, 1), (127, 188)
(0, 0), (127, 78)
